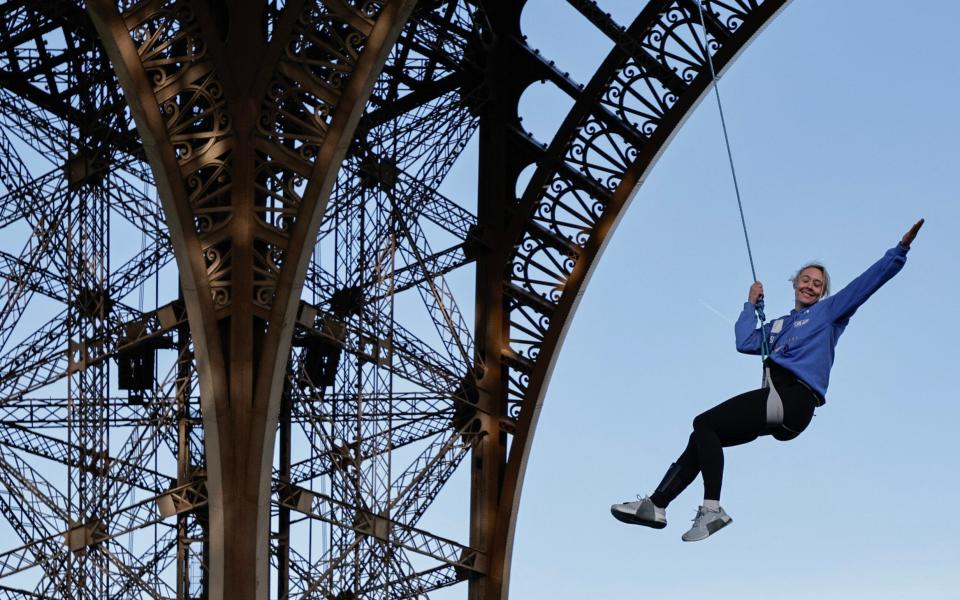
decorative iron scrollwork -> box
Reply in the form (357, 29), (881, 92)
(203, 244), (231, 308)
(511, 235), (577, 305)
(642, 3), (716, 83)
(533, 174), (607, 247)
(254, 152), (305, 237)
(565, 116), (639, 192)
(253, 244), (284, 310)
(600, 58), (678, 135)
(704, 0), (752, 32)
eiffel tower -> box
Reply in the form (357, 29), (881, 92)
(0, 1), (788, 598)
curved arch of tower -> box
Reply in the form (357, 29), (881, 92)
(0, 1), (788, 598)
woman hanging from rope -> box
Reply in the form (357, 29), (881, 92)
(611, 218), (924, 542)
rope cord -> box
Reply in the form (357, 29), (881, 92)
(693, 0), (769, 362)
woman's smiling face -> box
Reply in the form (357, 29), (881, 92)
(793, 266), (825, 308)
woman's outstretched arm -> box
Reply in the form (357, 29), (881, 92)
(825, 219), (924, 324)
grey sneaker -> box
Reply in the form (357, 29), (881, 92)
(610, 496), (667, 529)
(681, 505), (732, 542)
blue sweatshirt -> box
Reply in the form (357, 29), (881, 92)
(734, 245), (909, 400)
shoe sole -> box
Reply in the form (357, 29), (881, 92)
(610, 507), (667, 529)
(681, 515), (732, 542)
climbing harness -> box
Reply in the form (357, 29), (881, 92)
(693, 0), (769, 370)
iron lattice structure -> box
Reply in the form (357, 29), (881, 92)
(0, 1), (788, 598)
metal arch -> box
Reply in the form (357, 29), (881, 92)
(86, 1), (418, 598)
(486, 0), (792, 595)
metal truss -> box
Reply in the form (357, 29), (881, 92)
(0, 1), (790, 598)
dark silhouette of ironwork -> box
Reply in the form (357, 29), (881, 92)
(0, 1), (788, 597)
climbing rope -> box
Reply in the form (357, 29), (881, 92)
(693, 0), (769, 363)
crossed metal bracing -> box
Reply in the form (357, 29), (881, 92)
(0, 0), (788, 598)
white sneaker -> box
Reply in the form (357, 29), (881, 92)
(681, 505), (732, 542)
(610, 496), (667, 529)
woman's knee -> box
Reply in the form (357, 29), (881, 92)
(692, 412), (712, 431)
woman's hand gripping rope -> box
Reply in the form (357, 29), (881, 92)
(748, 281), (764, 306)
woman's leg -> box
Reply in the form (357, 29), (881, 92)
(693, 388), (768, 501)
(651, 388), (767, 507)
(649, 441), (698, 508)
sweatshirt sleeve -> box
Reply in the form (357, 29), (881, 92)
(735, 302), (765, 354)
(824, 244), (908, 324)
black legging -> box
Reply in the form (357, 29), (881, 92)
(651, 361), (822, 507)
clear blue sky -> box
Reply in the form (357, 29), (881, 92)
(491, 1), (959, 599)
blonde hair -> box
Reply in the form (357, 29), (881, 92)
(790, 263), (830, 298)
